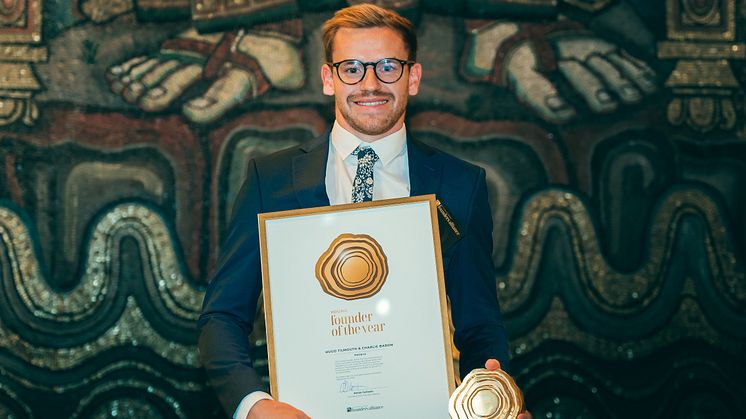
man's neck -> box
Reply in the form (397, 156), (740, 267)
(334, 117), (405, 143)
(331, 121), (407, 167)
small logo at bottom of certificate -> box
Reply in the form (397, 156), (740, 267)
(346, 405), (384, 413)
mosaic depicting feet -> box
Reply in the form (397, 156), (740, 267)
(462, 21), (657, 124)
(106, 27), (304, 124)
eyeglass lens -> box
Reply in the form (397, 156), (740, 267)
(336, 59), (405, 84)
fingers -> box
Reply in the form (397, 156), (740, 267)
(507, 44), (576, 123)
(484, 358), (501, 370)
(248, 399), (312, 419)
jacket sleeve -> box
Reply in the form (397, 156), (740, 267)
(198, 158), (267, 415)
(445, 167), (511, 378)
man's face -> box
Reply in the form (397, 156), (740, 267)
(321, 27), (422, 142)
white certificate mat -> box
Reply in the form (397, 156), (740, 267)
(259, 195), (455, 419)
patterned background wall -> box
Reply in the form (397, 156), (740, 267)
(1, 0), (745, 418)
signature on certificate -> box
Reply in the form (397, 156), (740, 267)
(339, 379), (368, 393)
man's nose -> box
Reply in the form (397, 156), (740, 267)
(359, 65), (381, 90)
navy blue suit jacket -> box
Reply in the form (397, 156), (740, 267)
(198, 131), (509, 415)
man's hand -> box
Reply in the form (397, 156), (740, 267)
(247, 399), (311, 419)
(484, 359), (533, 419)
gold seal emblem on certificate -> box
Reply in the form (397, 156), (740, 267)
(449, 368), (525, 419)
(315, 233), (389, 300)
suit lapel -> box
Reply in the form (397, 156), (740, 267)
(293, 131), (331, 208)
(407, 136), (462, 253)
(408, 136), (443, 197)
(292, 130), (443, 208)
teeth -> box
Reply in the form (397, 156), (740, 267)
(358, 100), (387, 106)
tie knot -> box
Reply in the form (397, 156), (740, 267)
(353, 146), (379, 164)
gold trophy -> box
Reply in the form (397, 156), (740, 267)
(449, 368), (525, 419)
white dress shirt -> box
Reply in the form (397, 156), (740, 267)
(326, 121), (410, 204)
(233, 121), (411, 419)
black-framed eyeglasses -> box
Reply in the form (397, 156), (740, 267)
(329, 58), (415, 85)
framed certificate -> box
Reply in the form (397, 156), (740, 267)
(258, 195), (455, 418)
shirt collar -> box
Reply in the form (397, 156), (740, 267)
(331, 121), (407, 166)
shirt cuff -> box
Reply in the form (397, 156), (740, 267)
(233, 391), (273, 419)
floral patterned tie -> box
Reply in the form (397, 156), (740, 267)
(351, 146), (379, 203)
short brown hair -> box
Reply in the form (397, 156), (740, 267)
(322, 4), (417, 63)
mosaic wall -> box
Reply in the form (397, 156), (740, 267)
(1, 0), (745, 417)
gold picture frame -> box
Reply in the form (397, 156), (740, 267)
(258, 195), (455, 417)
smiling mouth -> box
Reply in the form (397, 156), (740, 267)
(354, 99), (389, 106)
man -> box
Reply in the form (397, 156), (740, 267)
(199, 4), (526, 418)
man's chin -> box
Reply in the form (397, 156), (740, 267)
(345, 114), (401, 135)
(349, 122), (397, 138)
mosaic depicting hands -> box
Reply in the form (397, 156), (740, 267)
(461, 21), (657, 124)
(107, 27), (304, 124)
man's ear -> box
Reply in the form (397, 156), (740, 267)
(408, 62), (422, 96)
(321, 64), (335, 96)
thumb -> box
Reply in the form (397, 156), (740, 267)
(484, 359), (501, 371)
